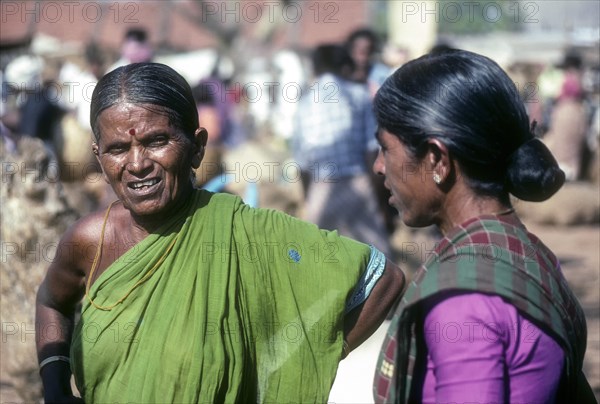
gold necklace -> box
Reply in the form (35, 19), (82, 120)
(492, 207), (515, 216)
(86, 201), (178, 311)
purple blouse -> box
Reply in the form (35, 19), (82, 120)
(419, 291), (565, 403)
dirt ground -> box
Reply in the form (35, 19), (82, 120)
(525, 222), (600, 398)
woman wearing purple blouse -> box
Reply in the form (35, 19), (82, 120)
(371, 49), (595, 403)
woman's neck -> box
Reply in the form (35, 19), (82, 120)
(127, 185), (194, 239)
(438, 189), (511, 236)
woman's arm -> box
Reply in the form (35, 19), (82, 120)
(343, 259), (404, 356)
(36, 225), (88, 402)
(421, 292), (564, 403)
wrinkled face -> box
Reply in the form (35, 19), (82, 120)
(93, 103), (197, 217)
(373, 129), (438, 227)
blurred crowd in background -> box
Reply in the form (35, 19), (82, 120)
(2, 18), (598, 229)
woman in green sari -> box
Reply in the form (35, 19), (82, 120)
(35, 62), (405, 403)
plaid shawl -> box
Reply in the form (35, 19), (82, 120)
(374, 213), (590, 403)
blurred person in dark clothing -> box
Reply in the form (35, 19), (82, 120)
(4, 55), (65, 144)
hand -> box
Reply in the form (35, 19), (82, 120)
(44, 393), (84, 404)
(39, 358), (82, 403)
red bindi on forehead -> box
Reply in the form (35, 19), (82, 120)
(128, 128), (136, 136)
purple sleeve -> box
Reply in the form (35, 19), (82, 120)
(421, 292), (564, 403)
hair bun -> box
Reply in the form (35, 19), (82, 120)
(506, 138), (565, 202)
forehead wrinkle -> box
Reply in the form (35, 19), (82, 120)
(97, 103), (174, 143)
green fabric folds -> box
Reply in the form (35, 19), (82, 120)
(71, 190), (372, 403)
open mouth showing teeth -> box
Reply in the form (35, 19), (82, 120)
(129, 178), (160, 190)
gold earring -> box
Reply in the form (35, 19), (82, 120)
(433, 173), (442, 184)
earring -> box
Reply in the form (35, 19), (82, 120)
(433, 173), (442, 184)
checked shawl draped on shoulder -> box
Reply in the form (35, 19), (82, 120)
(374, 213), (590, 403)
(71, 189), (374, 403)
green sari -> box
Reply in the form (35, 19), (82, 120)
(71, 189), (377, 403)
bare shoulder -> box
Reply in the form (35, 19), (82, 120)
(37, 208), (110, 310)
(58, 207), (110, 268)
(70, 208), (110, 246)
(43, 206), (115, 301)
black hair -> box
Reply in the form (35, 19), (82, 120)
(557, 50), (583, 70)
(124, 27), (148, 43)
(90, 63), (199, 142)
(374, 49), (564, 203)
(192, 82), (217, 106)
(84, 42), (105, 66)
(429, 42), (455, 56)
(345, 28), (380, 54)
(311, 44), (354, 77)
